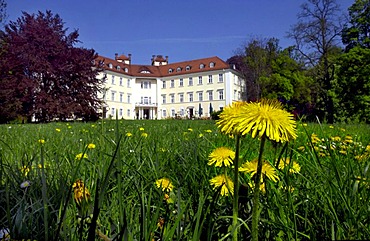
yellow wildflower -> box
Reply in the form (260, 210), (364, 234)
(209, 174), (234, 196)
(72, 179), (91, 204)
(139, 127), (145, 131)
(55, 128), (61, 132)
(277, 158), (301, 174)
(20, 165), (31, 176)
(126, 132), (132, 137)
(239, 159), (280, 182)
(38, 139), (45, 144)
(141, 132), (148, 138)
(155, 178), (174, 192)
(75, 153), (88, 160)
(208, 147), (235, 167)
(87, 143), (96, 149)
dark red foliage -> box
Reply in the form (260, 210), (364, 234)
(0, 10), (104, 123)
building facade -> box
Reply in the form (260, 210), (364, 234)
(96, 54), (245, 119)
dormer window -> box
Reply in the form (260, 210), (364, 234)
(176, 67), (182, 72)
(168, 68), (173, 73)
(199, 64), (205, 69)
(140, 70), (151, 74)
(185, 65), (191, 71)
(116, 66), (121, 70)
(108, 63), (113, 68)
(210, 62), (215, 68)
(124, 68), (128, 73)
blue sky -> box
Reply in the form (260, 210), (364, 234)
(6, 0), (353, 64)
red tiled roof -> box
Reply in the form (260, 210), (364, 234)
(95, 55), (232, 78)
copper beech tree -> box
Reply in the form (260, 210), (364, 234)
(0, 10), (104, 123)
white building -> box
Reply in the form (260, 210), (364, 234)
(96, 54), (245, 119)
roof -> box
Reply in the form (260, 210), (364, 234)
(95, 55), (233, 78)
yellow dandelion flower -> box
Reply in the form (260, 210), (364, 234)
(339, 150), (347, 155)
(188, 128), (193, 132)
(209, 174), (234, 196)
(139, 127), (145, 131)
(55, 128), (61, 132)
(311, 133), (321, 144)
(141, 132), (148, 138)
(20, 165), (31, 176)
(355, 153), (369, 161)
(331, 136), (341, 142)
(208, 147), (235, 167)
(277, 158), (301, 174)
(297, 146), (305, 151)
(329, 125), (334, 129)
(217, 99), (297, 142)
(319, 152), (326, 157)
(216, 101), (248, 135)
(340, 128), (346, 132)
(126, 132), (132, 137)
(87, 143), (96, 149)
(155, 178), (174, 192)
(72, 179), (91, 204)
(239, 159), (280, 182)
(75, 153), (88, 160)
(366, 145), (370, 152)
(198, 133), (204, 138)
(205, 129), (212, 133)
(302, 123), (308, 127)
(38, 139), (45, 144)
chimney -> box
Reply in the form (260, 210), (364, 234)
(128, 54), (132, 61)
(165, 56), (169, 62)
(115, 53), (118, 60)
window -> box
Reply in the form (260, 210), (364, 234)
(162, 80), (166, 89)
(111, 75), (115, 85)
(127, 79), (131, 87)
(127, 94), (131, 103)
(162, 109), (166, 117)
(218, 90), (224, 100)
(124, 67), (128, 73)
(208, 75), (213, 84)
(119, 77), (123, 86)
(111, 108), (115, 116)
(171, 109), (175, 117)
(119, 108), (123, 116)
(117, 66), (121, 70)
(198, 76), (202, 85)
(210, 62), (215, 68)
(168, 68), (173, 73)
(111, 91), (115, 101)
(188, 92), (193, 102)
(180, 108), (184, 116)
(141, 96), (151, 104)
(120, 93), (123, 102)
(141, 81), (151, 89)
(179, 78), (183, 87)
(162, 95), (166, 104)
(208, 91), (213, 101)
(179, 93), (184, 103)
(176, 67), (181, 72)
(170, 94), (175, 103)
(127, 109), (130, 117)
(108, 63), (113, 68)
(186, 65), (191, 71)
(199, 64), (205, 69)
(170, 79), (175, 88)
(198, 92), (203, 101)
(188, 77), (193, 86)
(218, 73), (223, 82)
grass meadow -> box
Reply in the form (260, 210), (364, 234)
(0, 119), (369, 240)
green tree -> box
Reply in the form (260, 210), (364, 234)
(336, 46), (370, 123)
(342, 0), (370, 50)
(288, 0), (343, 123)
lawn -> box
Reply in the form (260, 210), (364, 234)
(0, 119), (369, 240)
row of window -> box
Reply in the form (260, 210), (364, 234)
(110, 107), (131, 117)
(109, 76), (132, 87)
(109, 92), (132, 103)
(162, 90), (224, 104)
(168, 62), (216, 73)
(108, 63), (129, 73)
(163, 74), (223, 88)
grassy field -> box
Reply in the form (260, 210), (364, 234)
(0, 119), (369, 240)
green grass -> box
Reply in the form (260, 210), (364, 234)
(0, 120), (369, 240)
